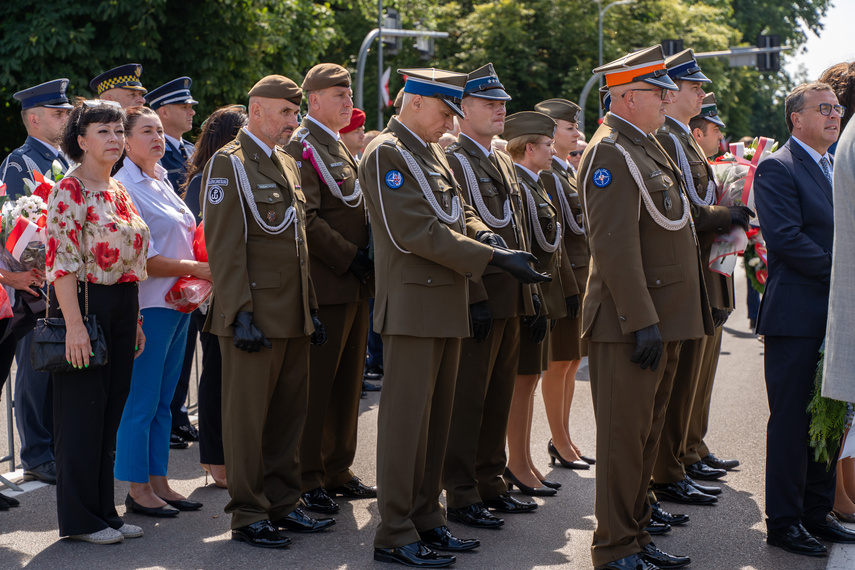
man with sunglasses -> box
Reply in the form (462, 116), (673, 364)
(755, 81), (855, 557)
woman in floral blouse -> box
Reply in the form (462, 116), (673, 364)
(46, 100), (150, 545)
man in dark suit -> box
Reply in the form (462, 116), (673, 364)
(755, 81), (855, 557)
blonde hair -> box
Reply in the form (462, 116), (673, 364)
(507, 134), (542, 160)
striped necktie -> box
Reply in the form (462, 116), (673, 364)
(820, 156), (832, 186)
(179, 141), (189, 163)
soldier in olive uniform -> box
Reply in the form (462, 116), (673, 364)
(283, 64), (376, 515)
(202, 75), (334, 549)
(579, 45), (713, 570)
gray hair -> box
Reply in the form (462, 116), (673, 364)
(785, 81), (834, 133)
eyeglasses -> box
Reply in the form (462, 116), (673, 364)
(568, 150), (583, 157)
(621, 88), (670, 101)
(530, 142), (555, 149)
(797, 103), (846, 117)
(81, 99), (122, 109)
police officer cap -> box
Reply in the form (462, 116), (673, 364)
(665, 48), (711, 83)
(697, 92), (726, 128)
(464, 63), (511, 101)
(594, 45), (677, 92)
(14, 79), (73, 110)
(90, 63), (146, 96)
(399, 68), (468, 118)
(503, 111), (556, 141)
(535, 98), (581, 123)
(301, 63), (352, 92)
(248, 75), (303, 106)
(145, 77), (199, 110)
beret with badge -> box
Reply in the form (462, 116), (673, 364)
(301, 63), (352, 91)
(248, 75), (303, 106)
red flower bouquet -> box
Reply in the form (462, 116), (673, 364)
(165, 224), (212, 313)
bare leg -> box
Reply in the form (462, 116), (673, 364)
(543, 359), (584, 461)
(150, 475), (188, 501)
(507, 374), (542, 488)
(129, 481), (169, 508)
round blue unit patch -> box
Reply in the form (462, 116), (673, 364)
(592, 168), (612, 188)
(385, 170), (404, 189)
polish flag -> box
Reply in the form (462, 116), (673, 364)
(5, 216), (40, 260)
(381, 67), (392, 107)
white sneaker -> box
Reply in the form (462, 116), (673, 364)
(118, 523), (144, 538)
(68, 527), (124, 544)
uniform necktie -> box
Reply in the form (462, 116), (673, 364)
(820, 156), (833, 186)
(179, 142), (189, 163)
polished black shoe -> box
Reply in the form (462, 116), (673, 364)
(804, 513), (855, 543)
(540, 479), (562, 489)
(273, 507), (335, 533)
(374, 541), (456, 567)
(301, 486), (340, 513)
(595, 553), (658, 569)
(579, 455), (596, 465)
(447, 502), (504, 528)
(685, 460), (726, 481)
(702, 453), (739, 471)
(547, 440), (590, 470)
(685, 475), (721, 496)
(483, 493), (538, 513)
(330, 475), (377, 498)
(767, 523), (827, 556)
(159, 497), (203, 511)
(650, 502), (688, 526)
(419, 525), (479, 552)
(640, 542), (690, 568)
(363, 379), (382, 392)
(651, 479), (717, 505)
(645, 520), (671, 535)
(172, 423), (199, 442)
(124, 494), (179, 517)
(504, 468), (557, 496)
(364, 367), (383, 381)
(23, 460), (57, 484)
(0, 493), (20, 508)
(169, 433), (189, 449)
(0, 495), (12, 510)
(231, 519), (291, 548)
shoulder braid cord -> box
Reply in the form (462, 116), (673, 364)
(299, 138), (364, 209)
(551, 172), (585, 236)
(1, 154), (42, 184)
(668, 132), (714, 206)
(520, 179), (561, 253)
(452, 152), (513, 229)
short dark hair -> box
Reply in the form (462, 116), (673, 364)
(689, 116), (710, 134)
(784, 82), (834, 134)
(819, 62), (855, 131)
(61, 100), (126, 163)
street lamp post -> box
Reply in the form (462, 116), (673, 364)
(598, 0), (635, 119)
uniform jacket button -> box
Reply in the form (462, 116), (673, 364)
(251, 282), (257, 287)
(465, 272), (472, 278)
(619, 316), (626, 321)
(427, 277), (433, 284)
(571, 263), (576, 268)
(655, 279), (661, 285)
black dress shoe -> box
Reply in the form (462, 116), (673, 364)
(540, 479), (562, 489)
(580, 455), (596, 465)
(301, 486), (340, 513)
(23, 460), (57, 484)
(483, 493), (538, 513)
(685, 460), (726, 481)
(595, 553), (658, 569)
(640, 542), (690, 568)
(124, 494), (179, 517)
(172, 424), (199, 442)
(651, 502), (688, 526)
(374, 541), (456, 567)
(651, 479), (717, 505)
(645, 520), (671, 535)
(231, 519), (291, 548)
(767, 523), (827, 556)
(804, 513), (855, 543)
(364, 367), (383, 380)
(159, 497), (203, 511)
(363, 379), (382, 392)
(419, 525), (479, 552)
(170, 433), (189, 449)
(330, 475), (377, 498)
(447, 502), (504, 528)
(702, 453), (739, 471)
(4, 494), (20, 507)
(273, 507), (335, 533)
(547, 440), (590, 470)
(504, 468), (557, 496)
(684, 475), (721, 496)
(0, 495), (11, 510)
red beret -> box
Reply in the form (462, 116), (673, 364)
(340, 108), (366, 134)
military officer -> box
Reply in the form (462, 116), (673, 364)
(90, 63), (147, 107)
(579, 45), (713, 570)
(689, 93), (726, 159)
(340, 107), (367, 158)
(201, 75), (334, 548)
(443, 64), (539, 530)
(282, 63), (376, 515)
(359, 68), (549, 568)
(145, 77), (198, 190)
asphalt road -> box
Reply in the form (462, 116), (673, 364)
(1, 264), (853, 569)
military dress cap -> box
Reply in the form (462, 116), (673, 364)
(535, 98), (581, 123)
(393, 87), (405, 110)
(503, 111), (557, 141)
(464, 63), (511, 101)
(301, 63), (352, 91)
(697, 92), (726, 128)
(341, 108), (366, 134)
(13, 79), (73, 110)
(90, 63), (146, 96)
(144, 77), (198, 110)
(399, 68), (468, 118)
(248, 75), (303, 106)
(665, 48), (711, 83)
(594, 45), (677, 91)
(599, 86), (612, 112)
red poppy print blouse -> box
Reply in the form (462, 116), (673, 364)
(46, 176), (150, 285)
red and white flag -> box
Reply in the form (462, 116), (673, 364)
(5, 215), (40, 260)
(381, 67), (392, 107)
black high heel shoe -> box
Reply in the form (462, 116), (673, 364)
(548, 440), (590, 470)
(503, 468), (556, 497)
(540, 479), (562, 490)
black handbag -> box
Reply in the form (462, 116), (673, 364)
(30, 281), (108, 373)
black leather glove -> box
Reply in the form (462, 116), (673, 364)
(488, 248), (551, 284)
(476, 230), (508, 249)
(233, 311), (272, 353)
(310, 310), (327, 346)
(630, 323), (663, 371)
(711, 308), (730, 328)
(523, 294), (542, 327)
(727, 206), (755, 231)
(349, 247), (374, 283)
(469, 300), (493, 342)
(522, 294), (547, 344)
(565, 295), (580, 319)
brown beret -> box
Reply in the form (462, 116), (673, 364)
(503, 111), (556, 141)
(301, 63), (351, 92)
(248, 75), (302, 106)
(534, 98), (581, 124)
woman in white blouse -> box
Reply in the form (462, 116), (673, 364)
(113, 106), (210, 517)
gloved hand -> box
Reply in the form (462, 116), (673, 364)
(470, 300), (493, 342)
(310, 310), (327, 346)
(565, 295), (580, 319)
(349, 247), (374, 283)
(522, 294), (543, 327)
(233, 311), (272, 353)
(711, 307), (730, 328)
(630, 323), (663, 371)
(476, 230), (508, 249)
(489, 248), (551, 284)
(727, 206), (755, 231)
(522, 294), (547, 344)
